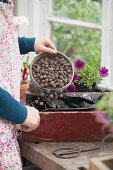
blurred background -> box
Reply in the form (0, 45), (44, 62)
(14, 0), (102, 67)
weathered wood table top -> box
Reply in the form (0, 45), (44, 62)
(20, 141), (113, 170)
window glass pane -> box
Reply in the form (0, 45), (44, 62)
(53, 0), (102, 24)
(52, 23), (101, 67)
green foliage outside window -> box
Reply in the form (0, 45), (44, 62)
(52, 0), (102, 67)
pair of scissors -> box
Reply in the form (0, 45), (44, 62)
(52, 145), (100, 159)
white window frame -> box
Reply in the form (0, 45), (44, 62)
(14, 0), (113, 89)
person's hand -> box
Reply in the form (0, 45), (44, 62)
(21, 106), (40, 132)
(34, 37), (57, 54)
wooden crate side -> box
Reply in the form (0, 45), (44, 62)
(22, 93), (109, 142)
(22, 111), (109, 142)
(89, 155), (113, 170)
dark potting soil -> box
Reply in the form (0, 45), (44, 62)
(74, 82), (103, 92)
(27, 90), (65, 111)
(75, 85), (102, 92)
(26, 89), (104, 112)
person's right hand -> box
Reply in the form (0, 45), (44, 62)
(21, 106), (40, 132)
(34, 37), (57, 54)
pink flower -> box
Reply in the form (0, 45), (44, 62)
(65, 85), (76, 93)
(99, 67), (109, 77)
(72, 73), (79, 83)
(74, 60), (85, 71)
(13, 16), (29, 26)
(93, 111), (110, 127)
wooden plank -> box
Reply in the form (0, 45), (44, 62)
(22, 111), (109, 142)
(21, 142), (67, 170)
(20, 142), (113, 170)
(48, 17), (101, 31)
(89, 155), (113, 170)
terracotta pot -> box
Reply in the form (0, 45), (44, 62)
(20, 81), (29, 99)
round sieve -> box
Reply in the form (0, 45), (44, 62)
(30, 52), (74, 92)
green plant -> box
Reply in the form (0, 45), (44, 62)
(75, 59), (108, 88)
(75, 63), (102, 89)
(53, 0), (102, 66)
(21, 54), (30, 81)
(65, 59), (108, 93)
(97, 94), (113, 114)
(94, 93), (113, 133)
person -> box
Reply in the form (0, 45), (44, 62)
(0, 0), (57, 169)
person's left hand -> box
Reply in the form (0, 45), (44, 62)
(34, 37), (57, 54)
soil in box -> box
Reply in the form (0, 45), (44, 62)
(22, 91), (110, 142)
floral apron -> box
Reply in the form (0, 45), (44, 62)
(0, 0), (22, 169)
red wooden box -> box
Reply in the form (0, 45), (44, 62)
(22, 93), (109, 142)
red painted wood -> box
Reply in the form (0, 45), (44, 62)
(22, 111), (109, 142)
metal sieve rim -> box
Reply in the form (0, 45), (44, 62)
(30, 51), (74, 92)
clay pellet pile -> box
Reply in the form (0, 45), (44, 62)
(29, 54), (73, 110)
(27, 90), (64, 110)
(32, 55), (73, 90)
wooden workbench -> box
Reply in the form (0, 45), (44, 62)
(20, 141), (113, 170)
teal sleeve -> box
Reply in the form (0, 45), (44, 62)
(18, 37), (35, 54)
(0, 87), (27, 124)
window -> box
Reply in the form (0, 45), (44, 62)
(14, 0), (113, 89)
(51, 0), (102, 66)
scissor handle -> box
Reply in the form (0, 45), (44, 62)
(52, 148), (80, 159)
(52, 146), (100, 159)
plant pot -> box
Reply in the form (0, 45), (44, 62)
(20, 81), (29, 99)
